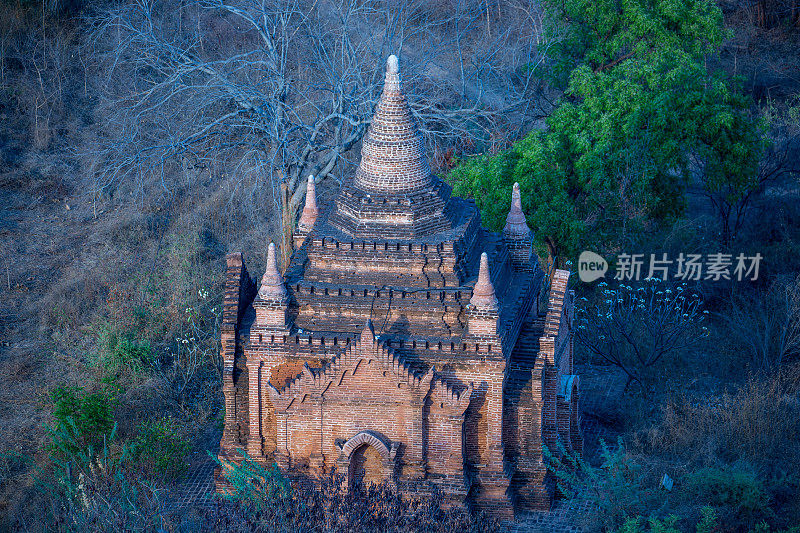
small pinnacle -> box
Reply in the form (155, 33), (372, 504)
(259, 242), (287, 300)
(470, 252), (498, 310)
(504, 181), (531, 240)
(360, 319), (376, 346)
(298, 174), (319, 231)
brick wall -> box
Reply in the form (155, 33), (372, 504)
(218, 253), (257, 460)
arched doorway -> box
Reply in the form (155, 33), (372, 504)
(349, 443), (385, 487)
(336, 431), (397, 489)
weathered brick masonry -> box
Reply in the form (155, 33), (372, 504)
(216, 55), (582, 518)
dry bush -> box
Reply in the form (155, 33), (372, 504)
(85, 225), (225, 412)
(203, 467), (498, 533)
(627, 374), (800, 527)
(780, 359), (800, 392)
(720, 0), (800, 32)
(717, 275), (800, 374)
(545, 438), (674, 531)
(637, 375), (800, 469)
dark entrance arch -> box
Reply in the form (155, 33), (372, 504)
(336, 431), (397, 489)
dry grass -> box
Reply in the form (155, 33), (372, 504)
(627, 369), (800, 525)
(635, 373), (800, 466)
(595, 363), (798, 528)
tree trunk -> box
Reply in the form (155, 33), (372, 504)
(544, 237), (560, 269)
(279, 182), (294, 274)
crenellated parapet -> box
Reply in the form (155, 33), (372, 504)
(296, 203), (482, 289)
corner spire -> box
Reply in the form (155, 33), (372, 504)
(503, 182), (531, 239)
(503, 182), (535, 269)
(470, 252), (498, 311)
(297, 175), (319, 232)
(258, 243), (286, 300)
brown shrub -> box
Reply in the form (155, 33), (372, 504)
(201, 470), (498, 533)
(636, 375), (800, 468)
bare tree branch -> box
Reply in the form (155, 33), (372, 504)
(84, 0), (554, 258)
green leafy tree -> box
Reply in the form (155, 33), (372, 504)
(450, 0), (762, 260)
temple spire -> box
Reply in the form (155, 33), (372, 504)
(259, 243), (287, 300)
(297, 175), (319, 232)
(353, 55), (432, 193)
(503, 182), (531, 239)
(470, 253), (498, 311)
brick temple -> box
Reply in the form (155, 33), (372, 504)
(216, 55), (581, 517)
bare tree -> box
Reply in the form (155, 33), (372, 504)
(85, 0), (554, 266)
(719, 275), (800, 373)
(575, 280), (709, 390)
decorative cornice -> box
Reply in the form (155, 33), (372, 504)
(266, 320), (473, 412)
